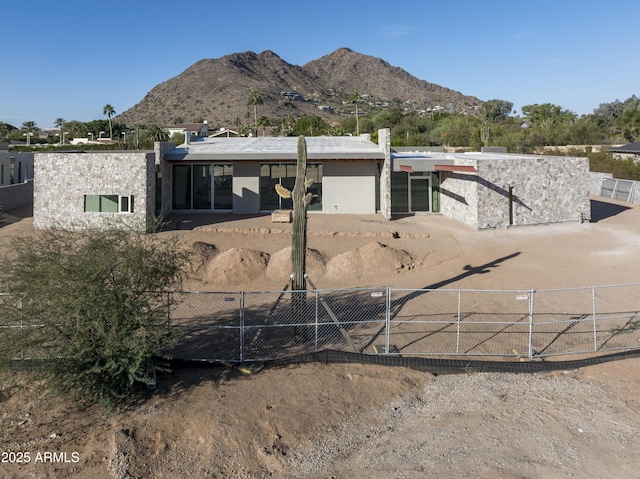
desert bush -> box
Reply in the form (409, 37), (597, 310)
(0, 229), (189, 408)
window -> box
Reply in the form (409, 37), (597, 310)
(84, 195), (134, 213)
(260, 163), (322, 211)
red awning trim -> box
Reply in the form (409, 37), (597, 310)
(434, 165), (478, 172)
(399, 164), (414, 173)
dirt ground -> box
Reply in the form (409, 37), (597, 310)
(1, 197), (640, 478)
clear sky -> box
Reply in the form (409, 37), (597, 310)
(2, 0), (638, 129)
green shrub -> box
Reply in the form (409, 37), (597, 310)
(0, 229), (189, 408)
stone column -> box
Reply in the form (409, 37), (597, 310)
(378, 128), (392, 220)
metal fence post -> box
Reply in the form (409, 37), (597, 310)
(528, 290), (534, 359)
(315, 290), (319, 351)
(456, 290), (461, 354)
(19, 293), (24, 361)
(592, 287), (597, 352)
(240, 292), (245, 363)
(385, 287), (391, 354)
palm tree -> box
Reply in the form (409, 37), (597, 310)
(247, 89), (264, 136)
(103, 104), (116, 139)
(349, 91), (362, 136)
(54, 118), (65, 145)
(145, 125), (169, 142)
(258, 116), (270, 137)
(22, 121), (38, 146)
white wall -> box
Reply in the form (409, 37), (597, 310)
(322, 162), (377, 214)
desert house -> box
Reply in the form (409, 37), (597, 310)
(165, 122), (209, 141)
(609, 141), (640, 161)
(32, 129), (590, 231)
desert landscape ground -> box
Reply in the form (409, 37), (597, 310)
(1, 197), (640, 479)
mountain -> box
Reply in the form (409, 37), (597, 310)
(115, 48), (482, 128)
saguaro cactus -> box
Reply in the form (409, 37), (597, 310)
(274, 136), (315, 327)
(291, 135), (312, 292)
(480, 122), (490, 147)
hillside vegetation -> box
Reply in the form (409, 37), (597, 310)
(115, 48), (482, 127)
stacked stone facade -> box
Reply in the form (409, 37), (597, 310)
(440, 154), (590, 229)
(34, 151), (155, 231)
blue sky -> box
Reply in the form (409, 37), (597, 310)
(2, 0), (638, 129)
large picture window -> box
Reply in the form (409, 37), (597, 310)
(84, 195), (134, 213)
(260, 163), (322, 211)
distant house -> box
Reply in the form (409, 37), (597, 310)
(165, 122), (209, 140)
(609, 141), (640, 160)
(33, 129), (590, 231)
(209, 128), (240, 138)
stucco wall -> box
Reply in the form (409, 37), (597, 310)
(34, 151), (155, 231)
(155, 142), (176, 218)
(0, 181), (33, 211)
(232, 162), (261, 214)
(440, 155), (590, 229)
(322, 161), (377, 214)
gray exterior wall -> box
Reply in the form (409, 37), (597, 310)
(232, 162), (261, 214)
(322, 161), (377, 214)
(34, 151), (156, 231)
(0, 181), (33, 211)
(0, 151), (34, 185)
(440, 156), (590, 229)
(155, 142), (175, 219)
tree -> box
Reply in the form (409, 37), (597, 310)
(349, 91), (362, 135)
(258, 115), (271, 136)
(281, 113), (297, 136)
(292, 115), (329, 136)
(614, 109), (640, 142)
(481, 99), (513, 123)
(54, 117), (65, 145)
(247, 89), (264, 136)
(0, 122), (16, 140)
(21, 121), (38, 146)
(521, 103), (576, 145)
(145, 124), (170, 142)
(0, 229), (189, 408)
(103, 104), (116, 139)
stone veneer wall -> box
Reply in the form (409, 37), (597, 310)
(377, 128), (392, 220)
(440, 155), (590, 229)
(34, 151), (155, 231)
(439, 158), (480, 228)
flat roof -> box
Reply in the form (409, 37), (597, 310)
(164, 136), (386, 161)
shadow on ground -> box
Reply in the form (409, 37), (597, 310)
(590, 199), (631, 222)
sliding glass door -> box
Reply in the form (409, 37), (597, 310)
(172, 163), (233, 211)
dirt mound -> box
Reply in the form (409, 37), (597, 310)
(265, 246), (327, 282)
(204, 248), (269, 285)
(189, 241), (219, 272)
(325, 241), (413, 282)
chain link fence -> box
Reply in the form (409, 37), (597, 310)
(166, 283), (640, 362)
(3, 284), (640, 362)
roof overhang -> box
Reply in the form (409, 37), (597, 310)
(393, 158), (455, 172)
(434, 165), (478, 172)
(164, 151), (385, 161)
(163, 136), (386, 162)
